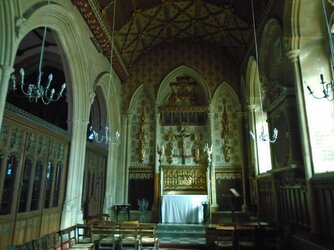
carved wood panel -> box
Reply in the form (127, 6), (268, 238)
(0, 107), (69, 249)
(162, 165), (207, 194)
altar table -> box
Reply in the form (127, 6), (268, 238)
(161, 194), (207, 223)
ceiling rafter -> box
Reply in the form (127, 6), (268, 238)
(86, 0), (271, 72)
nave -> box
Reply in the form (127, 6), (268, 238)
(10, 212), (281, 250)
(1, 1), (334, 250)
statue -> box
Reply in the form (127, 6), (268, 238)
(204, 143), (213, 164)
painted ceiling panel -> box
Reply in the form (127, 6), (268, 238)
(82, 0), (272, 77)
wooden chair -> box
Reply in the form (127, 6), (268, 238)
(91, 221), (121, 250)
(59, 225), (94, 250)
(119, 221), (140, 250)
(138, 223), (159, 250)
(76, 224), (93, 244)
(32, 236), (46, 250)
(41, 232), (61, 250)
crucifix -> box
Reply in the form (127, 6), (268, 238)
(175, 123), (192, 164)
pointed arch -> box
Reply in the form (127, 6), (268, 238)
(93, 70), (122, 133)
(245, 56), (261, 106)
(128, 83), (155, 114)
(156, 65), (210, 107)
(212, 81), (241, 112)
(13, 2), (92, 124)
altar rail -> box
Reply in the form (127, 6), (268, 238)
(162, 165), (207, 194)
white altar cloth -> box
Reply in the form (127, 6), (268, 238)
(161, 194), (207, 223)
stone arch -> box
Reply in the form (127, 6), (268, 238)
(93, 71), (122, 133)
(129, 84), (155, 114)
(13, 2), (91, 125)
(259, 18), (287, 86)
(245, 56), (261, 107)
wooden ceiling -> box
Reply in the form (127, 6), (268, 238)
(73, 0), (272, 80)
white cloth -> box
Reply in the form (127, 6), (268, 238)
(161, 194), (207, 223)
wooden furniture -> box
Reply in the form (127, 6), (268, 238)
(91, 221), (121, 250)
(119, 221), (140, 250)
(114, 204), (131, 221)
(207, 224), (258, 250)
(138, 223), (159, 250)
(59, 225), (95, 250)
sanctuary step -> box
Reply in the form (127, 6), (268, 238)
(157, 223), (206, 249)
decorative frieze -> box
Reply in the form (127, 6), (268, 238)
(162, 165), (207, 193)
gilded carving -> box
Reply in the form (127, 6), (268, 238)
(221, 105), (229, 139)
(164, 129), (174, 163)
(223, 138), (231, 163)
(138, 107), (146, 162)
(162, 165), (207, 193)
(221, 104), (231, 162)
(167, 76), (197, 106)
(165, 142), (174, 164)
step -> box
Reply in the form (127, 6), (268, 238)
(156, 223), (206, 245)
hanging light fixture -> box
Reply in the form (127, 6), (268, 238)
(10, 0), (66, 104)
(249, 0), (278, 143)
(89, 0), (120, 145)
(306, 0), (334, 101)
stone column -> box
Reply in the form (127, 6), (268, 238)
(0, 65), (13, 129)
(152, 112), (161, 222)
(247, 105), (259, 211)
(123, 112), (131, 204)
(61, 118), (89, 228)
(238, 111), (250, 212)
(207, 111), (218, 213)
(286, 49), (318, 233)
(104, 125), (122, 216)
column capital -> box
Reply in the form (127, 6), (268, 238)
(0, 64), (14, 78)
(247, 104), (257, 111)
(286, 49), (301, 63)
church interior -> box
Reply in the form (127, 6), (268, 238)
(1, 0), (334, 249)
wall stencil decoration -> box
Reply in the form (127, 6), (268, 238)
(221, 105), (231, 162)
(211, 82), (242, 167)
(138, 106), (146, 162)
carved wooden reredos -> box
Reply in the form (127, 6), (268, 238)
(159, 75), (209, 194)
(128, 69), (242, 199)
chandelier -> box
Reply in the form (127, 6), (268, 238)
(249, 0), (278, 143)
(88, 126), (120, 144)
(89, 0), (120, 145)
(306, 0), (334, 101)
(10, 0), (66, 105)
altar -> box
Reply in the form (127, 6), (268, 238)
(161, 194), (207, 223)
